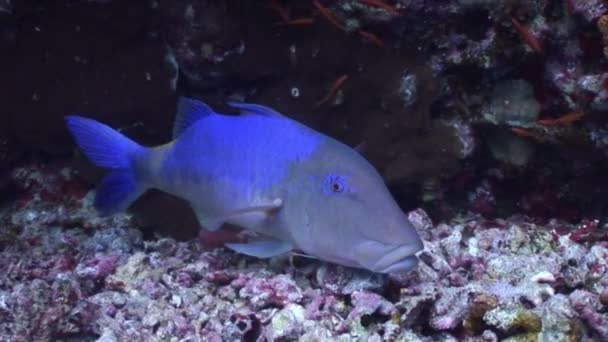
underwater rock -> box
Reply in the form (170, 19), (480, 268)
(569, 0), (606, 23)
(458, 0), (518, 8)
(223, 308), (262, 341)
(0, 0), (11, 14)
(1, 0), (176, 154)
(314, 264), (385, 295)
(265, 303), (306, 340)
(377, 119), (472, 183)
(482, 79), (540, 127)
(487, 129), (534, 167)
(433, 27), (499, 71)
(238, 274), (303, 310)
(468, 180), (496, 217)
(483, 307), (542, 335)
(348, 290), (395, 320)
(569, 289), (608, 340)
(539, 294), (584, 341)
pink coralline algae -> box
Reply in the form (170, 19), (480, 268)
(237, 274), (303, 310)
(570, 289), (608, 340)
(468, 180), (496, 217)
(75, 254), (121, 281)
(569, 0), (607, 23)
(2, 164), (608, 341)
(348, 290), (394, 321)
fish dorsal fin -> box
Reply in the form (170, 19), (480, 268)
(173, 97), (215, 138)
(354, 141), (367, 154)
(226, 101), (285, 118)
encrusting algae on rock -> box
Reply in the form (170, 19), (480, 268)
(0, 163), (607, 340)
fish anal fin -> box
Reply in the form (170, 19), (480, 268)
(173, 97), (215, 138)
(225, 238), (292, 258)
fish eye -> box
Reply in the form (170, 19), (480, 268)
(323, 174), (350, 195)
(330, 180), (344, 193)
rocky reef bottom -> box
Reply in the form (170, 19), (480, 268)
(1, 164), (607, 342)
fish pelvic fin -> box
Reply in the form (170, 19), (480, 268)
(225, 237), (292, 258)
(65, 115), (146, 216)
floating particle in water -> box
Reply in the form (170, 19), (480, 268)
(290, 87), (300, 98)
(289, 44), (297, 66)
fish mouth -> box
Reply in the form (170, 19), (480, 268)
(371, 244), (421, 273)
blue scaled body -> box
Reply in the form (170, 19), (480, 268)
(65, 97), (424, 273)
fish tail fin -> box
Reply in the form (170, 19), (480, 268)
(65, 115), (146, 215)
(94, 169), (143, 216)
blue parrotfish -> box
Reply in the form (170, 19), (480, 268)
(65, 97), (424, 273)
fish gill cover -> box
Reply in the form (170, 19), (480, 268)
(0, 0), (608, 341)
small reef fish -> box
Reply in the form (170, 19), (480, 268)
(65, 98), (424, 273)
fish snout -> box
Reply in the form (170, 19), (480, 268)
(353, 240), (422, 274)
(372, 244), (420, 273)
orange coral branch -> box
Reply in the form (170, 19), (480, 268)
(566, 0), (575, 16)
(359, 30), (385, 48)
(270, 0), (290, 22)
(536, 112), (584, 126)
(509, 16), (543, 54)
(274, 18), (315, 26)
(511, 127), (539, 139)
(312, 0), (345, 31)
(316, 74), (349, 107)
(357, 0), (399, 15)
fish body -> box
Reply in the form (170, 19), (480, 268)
(66, 98), (423, 273)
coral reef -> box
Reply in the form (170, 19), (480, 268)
(2, 0), (608, 340)
(1, 165), (607, 341)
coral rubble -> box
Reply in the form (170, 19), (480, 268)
(1, 165), (607, 341)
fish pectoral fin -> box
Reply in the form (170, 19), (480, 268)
(220, 198), (283, 222)
(193, 199), (282, 232)
(225, 238), (292, 258)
